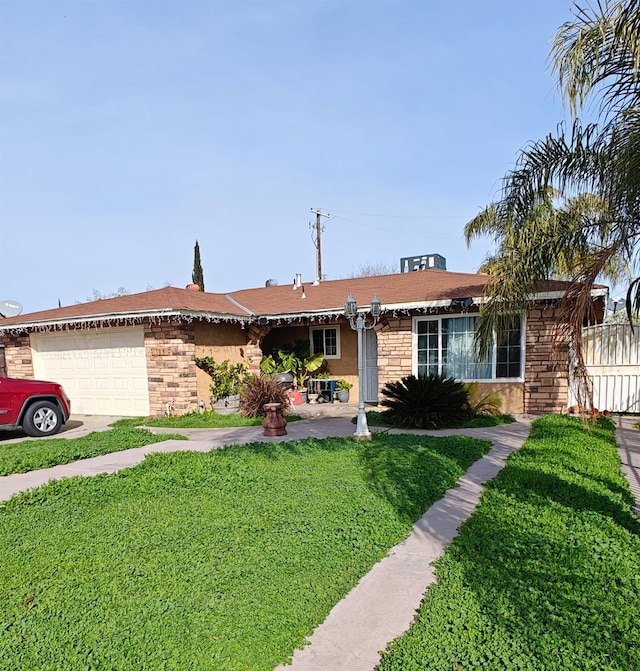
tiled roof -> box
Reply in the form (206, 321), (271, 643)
(228, 269), (494, 316)
(0, 270), (593, 330)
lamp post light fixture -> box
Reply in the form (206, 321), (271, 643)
(344, 293), (381, 440)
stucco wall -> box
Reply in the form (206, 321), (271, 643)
(473, 382), (524, 414)
(193, 321), (249, 404)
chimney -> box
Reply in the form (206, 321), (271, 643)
(293, 273), (302, 289)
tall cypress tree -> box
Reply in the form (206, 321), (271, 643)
(192, 240), (205, 291)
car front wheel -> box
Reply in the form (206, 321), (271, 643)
(23, 401), (63, 437)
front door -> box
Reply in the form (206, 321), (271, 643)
(363, 329), (378, 403)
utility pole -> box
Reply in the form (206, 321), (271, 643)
(310, 208), (330, 281)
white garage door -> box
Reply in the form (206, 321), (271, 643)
(31, 327), (150, 416)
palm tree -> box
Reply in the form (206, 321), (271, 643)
(465, 0), (640, 410)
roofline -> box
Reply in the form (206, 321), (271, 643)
(0, 287), (609, 331)
(254, 288), (608, 320)
(0, 308), (251, 332)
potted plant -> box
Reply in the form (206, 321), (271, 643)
(259, 354), (294, 385)
(195, 356), (250, 414)
(260, 340), (324, 393)
(334, 379), (353, 403)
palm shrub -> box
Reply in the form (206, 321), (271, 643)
(380, 374), (469, 429)
(462, 381), (503, 416)
(240, 376), (291, 417)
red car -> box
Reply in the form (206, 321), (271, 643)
(0, 376), (71, 437)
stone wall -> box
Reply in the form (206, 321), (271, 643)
(524, 306), (569, 414)
(1, 334), (33, 378)
(144, 320), (198, 416)
(376, 317), (413, 390)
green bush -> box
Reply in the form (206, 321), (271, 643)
(194, 357), (250, 399)
(380, 374), (469, 429)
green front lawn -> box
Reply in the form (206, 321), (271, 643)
(377, 414), (640, 670)
(0, 427), (187, 476)
(0, 433), (490, 671)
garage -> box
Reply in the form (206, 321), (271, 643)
(30, 327), (150, 416)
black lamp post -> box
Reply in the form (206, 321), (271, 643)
(344, 293), (381, 440)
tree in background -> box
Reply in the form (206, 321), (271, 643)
(192, 240), (205, 291)
(81, 287), (130, 303)
(465, 0), (639, 410)
(350, 261), (397, 277)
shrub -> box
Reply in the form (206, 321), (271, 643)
(194, 357), (250, 400)
(380, 374), (469, 429)
(463, 381), (503, 416)
(240, 376), (291, 417)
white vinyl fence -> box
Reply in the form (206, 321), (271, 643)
(569, 323), (640, 413)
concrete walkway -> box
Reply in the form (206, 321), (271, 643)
(275, 421), (533, 671)
(1, 412), (638, 671)
(615, 414), (640, 518)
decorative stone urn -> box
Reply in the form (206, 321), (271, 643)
(262, 403), (287, 436)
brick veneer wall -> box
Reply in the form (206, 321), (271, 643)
(144, 320), (198, 416)
(376, 317), (413, 391)
(2, 334), (33, 378)
(524, 306), (569, 414)
(245, 323), (272, 375)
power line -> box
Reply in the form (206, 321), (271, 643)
(330, 213), (463, 240)
(327, 208), (470, 219)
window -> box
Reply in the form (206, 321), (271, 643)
(496, 316), (522, 378)
(414, 315), (522, 380)
(310, 326), (340, 358)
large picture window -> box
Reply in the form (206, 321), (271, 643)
(310, 326), (340, 358)
(414, 315), (522, 380)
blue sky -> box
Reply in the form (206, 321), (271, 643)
(1, 0), (591, 313)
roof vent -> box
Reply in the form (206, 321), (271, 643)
(185, 283), (201, 291)
(265, 279), (279, 287)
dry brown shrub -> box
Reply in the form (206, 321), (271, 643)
(240, 376), (291, 417)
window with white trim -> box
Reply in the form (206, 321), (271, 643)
(310, 326), (340, 358)
(414, 315), (522, 380)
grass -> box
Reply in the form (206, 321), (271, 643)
(0, 427), (187, 476)
(356, 410), (516, 429)
(377, 414), (640, 671)
(0, 432), (490, 671)
(113, 410), (302, 430)
(0, 411), (306, 476)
